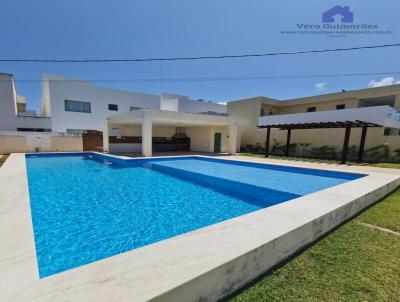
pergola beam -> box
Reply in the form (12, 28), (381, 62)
(258, 120), (383, 164)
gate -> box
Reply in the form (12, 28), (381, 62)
(82, 130), (103, 151)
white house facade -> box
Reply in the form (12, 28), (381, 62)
(39, 74), (227, 146)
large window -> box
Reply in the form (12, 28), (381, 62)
(306, 107), (316, 112)
(336, 104), (346, 110)
(384, 127), (400, 136)
(108, 104), (118, 111)
(65, 100), (91, 113)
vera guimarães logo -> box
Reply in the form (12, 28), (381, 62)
(280, 4), (394, 37)
(322, 5), (354, 23)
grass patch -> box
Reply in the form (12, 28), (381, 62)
(356, 190), (400, 232)
(239, 153), (400, 169)
(0, 154), (9, 168)
(227, 188), (400, 302)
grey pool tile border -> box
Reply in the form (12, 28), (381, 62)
(1, 153), (399, 302)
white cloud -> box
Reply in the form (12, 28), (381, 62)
(315, 82), (328, 91)
(217, 102), (227, 105)
(368, 77), (400, 88)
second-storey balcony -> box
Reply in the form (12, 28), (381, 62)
(258, 105), (400, 129)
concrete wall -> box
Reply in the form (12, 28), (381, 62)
(185, 126), (229, 153)
(52, 136), (83, 152)
(0, 73), (17, 116)
(0, 132), (83, 154)
(0, 135), (27, 154)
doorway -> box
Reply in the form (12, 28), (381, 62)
(214, 132), (222, 153)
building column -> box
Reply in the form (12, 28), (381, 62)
(228, 124), (238, 155)
(141, 116), (152, 157)
(102, 121), (109, 153)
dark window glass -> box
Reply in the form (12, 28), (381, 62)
(108, 104), (118, 111)
(65, 100), (91, 113)
(306, 107), (316, 112)
(336, 104), (346, 110)
(17, 128), (51, 132)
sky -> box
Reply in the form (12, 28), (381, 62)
(0, 0), (399, 111)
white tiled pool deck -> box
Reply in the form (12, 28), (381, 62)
(1, 153), (399, 302)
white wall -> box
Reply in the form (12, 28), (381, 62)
(179, 99), (227, 114)
(41, 75), (161, 134)
(0, 131), (83, 154)
(42, 75), (227, 146)
(0, 73), (17, 116)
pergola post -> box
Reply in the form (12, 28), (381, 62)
(357, 126), (368, 162)
(265, 127), (271, 158)
(341, 124), (352, 164)
(285, 128), (291, 157)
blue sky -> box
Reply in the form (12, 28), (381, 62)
(0, 0), (399, 111)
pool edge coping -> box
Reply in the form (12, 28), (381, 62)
(1, 153), (399, 302)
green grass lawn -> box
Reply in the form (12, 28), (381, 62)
(0, 154), (9, 168)
(239, 153), (400, 169)
(227, 171), (400, 301)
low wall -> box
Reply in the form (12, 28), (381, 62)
(0, 132), (83, 154)
(52, 136), (83, 152)
(0, 135), (28, 154)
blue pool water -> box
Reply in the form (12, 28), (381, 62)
(25, 154), (364, 277)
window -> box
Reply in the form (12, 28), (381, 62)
(384, 127), (400, 136)
(336, 104), (346, 110)
(66, 129), (86, 134)
(129, 106), (142, 111)
(17, 128), (51, 132)
(108, 104), (118, 111)
(111, 128), (119, 136)
(65, 100), (91, 113)
(306, 107), (316, 112)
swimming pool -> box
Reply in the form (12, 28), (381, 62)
(25, 153), (364, 278)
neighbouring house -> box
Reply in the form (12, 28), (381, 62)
(228, 84), (400, 162)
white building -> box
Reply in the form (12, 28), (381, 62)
(40, 74), (227, 133)
(39, 74), (227, 148)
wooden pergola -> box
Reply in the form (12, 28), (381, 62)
(259, 120), (382, 164)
